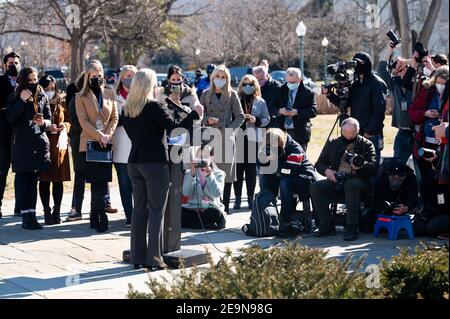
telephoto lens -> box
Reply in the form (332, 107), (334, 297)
(350, 154), (365, 168)
(386, 30), (401, 47)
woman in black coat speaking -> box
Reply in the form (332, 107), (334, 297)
(123, 68), (203, 271)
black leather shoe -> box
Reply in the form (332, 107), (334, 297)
(313, 225), (336, 237)
(233, 197), (241, 210)
(343, 225), (359, 241)
(133, 264), (141, 270)
(31, 212), (43, 229)
(44, 208), (53, 225)
(144, 265), (165, 272)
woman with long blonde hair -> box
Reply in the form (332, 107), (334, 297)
(122, 68), (203, 271)
(75, 61), (118, 232)
(200, 64), (245, 213)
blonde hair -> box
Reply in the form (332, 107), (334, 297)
(79, 61), (104, 96)
(205, 65), (232, 104)
(237, 74), (261, 98)
(124, 68), (157, 118)
(115, 65), (138, 94)
(266, 128), (287, 148)
(423, 65), (449, 89)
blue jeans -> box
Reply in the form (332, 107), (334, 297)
(259, 173), (313, 224)
(393, 129), (413, 164)
(114, 163), (133, 222)
(367, 135), (382, 167)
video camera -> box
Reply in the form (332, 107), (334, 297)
(323, 61), (357, 113)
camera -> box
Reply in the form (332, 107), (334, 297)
(170, 83), (182, 95)
(386, 30), (401, 48)
(194, 160), (210, 168)
(418, 147), (436, 159)
(343, 151), (365, 169)
(335, 172), (350, 192)
(323, 61), (356, 113)
(414, 42), (429, 63)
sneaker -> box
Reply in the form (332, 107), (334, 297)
(65, 209), (82, 222)
(105, 206), (118, 214)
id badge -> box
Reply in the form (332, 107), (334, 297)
(401, 100), (408, 111)
(34, 124), (41, 134)
(437, 193), (445, 205)
(96, 119), (104, 131)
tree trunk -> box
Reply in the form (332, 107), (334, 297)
(109, 39), (123, 68)
(397, 0), (412, 57)
(70, 32), (82, 82)
(418, 0), (442, 47)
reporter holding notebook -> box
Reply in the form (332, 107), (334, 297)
(75, 61), (118, 232)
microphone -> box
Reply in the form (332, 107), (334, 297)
(165, 97), (190, 115)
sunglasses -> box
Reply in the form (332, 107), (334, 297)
(243, 83), (254, 87)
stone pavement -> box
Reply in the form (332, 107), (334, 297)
(0, 187), (446, 299)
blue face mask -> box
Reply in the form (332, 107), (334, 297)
(287, 82), (299, 91)
(243, 85), (255, 95)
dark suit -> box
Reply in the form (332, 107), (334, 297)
(276, 82), (317, 148)
(0, 74), (16, 210)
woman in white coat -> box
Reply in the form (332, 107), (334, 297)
(113, 65), (137, 226)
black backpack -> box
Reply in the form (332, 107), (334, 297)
(242, 190), (280, 237)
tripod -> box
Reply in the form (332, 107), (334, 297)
(325, 112), (349, 144)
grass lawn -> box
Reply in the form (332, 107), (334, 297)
(2, 115), (396, 201)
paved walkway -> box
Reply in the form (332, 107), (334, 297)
(0, 187), (446, 299)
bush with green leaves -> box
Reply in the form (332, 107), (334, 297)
(128, 243), (448, 299)
(379, 244), (449, 299)
(128, 243), (381, 299)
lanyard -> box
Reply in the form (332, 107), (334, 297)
(33, 95), (38, 113)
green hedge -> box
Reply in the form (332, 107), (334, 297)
(128, 243), (448, 299)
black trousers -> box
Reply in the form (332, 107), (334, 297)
(0, 143), (10, 208)
(39, 181), (63, 211)
(234, 136), (257, 200)
(91, 182), (108, 214)
(181, 207), (225, 229)
(71, 170), (86, 213)
(15, 172), (40, 214)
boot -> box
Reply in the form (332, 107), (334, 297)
(44, 208), (53, 225)
(247, 195), (254, 210)
(90, 211), (99, 229)
(343, 224), (359, 241)
(31, 211), (44, 229)
(52, 206), (61, 225)
(233, 197), (241, 210)
(22, 213), (40, 230)
(97, 212), (108, 233)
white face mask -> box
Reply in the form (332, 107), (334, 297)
(287, 82), (299, 91)
(423, 67), (433, 77)
(46, 91), (56, 100)
(436, 83), (446, 95)
(214, 78), (226, 89)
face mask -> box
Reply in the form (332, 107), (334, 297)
(355, 63), (366, 75)
(436, 83), (446, 95)
(243, 85), (255, 95)
(45, 91), (56, 100)
(7, 64), (19, 77)
(342, 136), (357, 145)
(27, 83), (38, 94)
(287, 82), (299, 91)
(121, 77), (133, 89)
(423, 67), (433, 77)
(389, 177), (404, 191)
(258, 79), (268, 87)
(89, 77), (102, 90)
(214, 78), (226, 89)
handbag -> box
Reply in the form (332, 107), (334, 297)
(86, 140), (113, 163)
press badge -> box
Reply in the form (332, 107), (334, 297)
(437, 193), (445, 205)
(34, 124), (41, 134)
(281, 168), (291, 175)
(96, 119), (104, 131)
(401, 100), (408, 111)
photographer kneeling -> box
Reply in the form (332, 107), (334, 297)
(311, 117), (377, 241)
(259, 128), (317, 228)
(182, 145), (227, 230)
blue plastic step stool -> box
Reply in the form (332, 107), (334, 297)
(373, 214), (415, 240)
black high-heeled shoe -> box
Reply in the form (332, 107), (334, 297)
(143, 265), (165, 272)
(133, 264), (141, 270)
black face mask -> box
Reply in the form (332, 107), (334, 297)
(342, 136), (357, 145)
(355, 63), (366, 76)
(89, 77), (102, 90)
(27, 83), (38, 94)
(6, 64), (20, 77)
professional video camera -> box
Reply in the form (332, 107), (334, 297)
(322, 60), (357, 113)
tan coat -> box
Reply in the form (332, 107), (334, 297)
(75, 88), (118, 153)
(200, 88), (245, 183)
(40, 92), (71, 182)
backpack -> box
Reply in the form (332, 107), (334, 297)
(242, 190), (280, 237)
